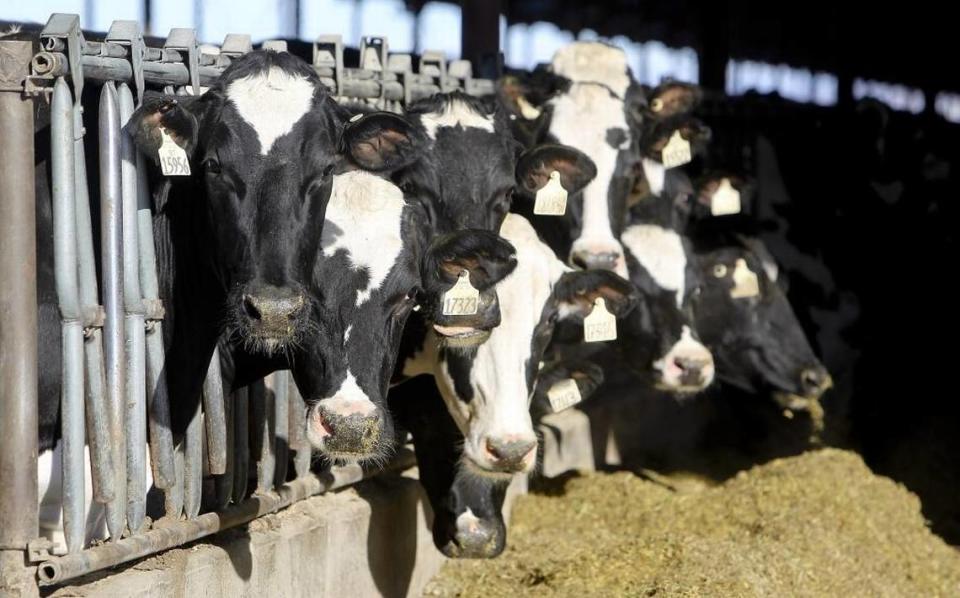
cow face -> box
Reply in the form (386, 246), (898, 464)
(691, 242), (832, 405)
(620, 224), (715, 393)
(127, 51), (346, 356)
(427, 214), (637, 478)
(396, 93), (526, 346)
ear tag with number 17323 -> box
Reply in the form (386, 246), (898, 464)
(442, 270), (480, 316)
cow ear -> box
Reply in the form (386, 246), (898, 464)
(340, 112), (426, 172)
(423, 230), (517, 291)
(125, 93), (201, 160)
(540, 360), (605, 400)
(516, 144), (597, 197)
(646, 81), (703, 120)
(643, 115), (712, 160)
(554, 270), (638, 320)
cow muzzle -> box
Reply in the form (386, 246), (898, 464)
(464, 435), (538, 477)
(654, 333), (715, 393)
(239, 285), (306, 347)
(436, 509), (506, 559)
(569, 242), (628, 277)
(306, 398), (386, 461)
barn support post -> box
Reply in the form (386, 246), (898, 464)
(203, 349), (228, 476)
(0, 38), (40, 597)
(461, 0), (502, 79)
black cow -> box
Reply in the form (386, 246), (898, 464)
(690, 234), (833, 408)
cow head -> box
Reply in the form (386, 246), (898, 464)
(620, 224), (715, 393)
(691, 239), (833, 407)
(430, 214), (637, 478)
(127, 51), (346, 356)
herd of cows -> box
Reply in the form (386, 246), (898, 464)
(32, 39), (832, 560)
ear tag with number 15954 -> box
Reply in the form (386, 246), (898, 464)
(158, 128), (191, 177)
(534, 170), (568, 216)
(583, 297), (617, 342)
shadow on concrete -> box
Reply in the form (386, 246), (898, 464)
(356, 474), (421, 598)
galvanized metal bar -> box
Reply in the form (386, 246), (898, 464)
(272, 372), (290, 487)
(136, 155), (175, 491)
(232, 386), (250, 503)
(183, 402), (203, 519)
(74, 101), (114, 508)
(287, 379), (310, 479)
(0, 41), (39, 563)
(99, 80), (128, 540)
(203, 348), (227, 475)
(51, 77), (86, 554)
(214, 385), (235, 509)
(164, 438), (184, 520)
(251, 379), (275, 495)
(118, 83), (147, 534)
(36, 449), (416, 586)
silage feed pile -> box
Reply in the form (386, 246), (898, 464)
(425, 449), (960, 597)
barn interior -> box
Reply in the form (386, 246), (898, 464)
(1, 0), (957, 593)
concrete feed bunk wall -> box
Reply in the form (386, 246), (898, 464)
(45, 411), (585, 597)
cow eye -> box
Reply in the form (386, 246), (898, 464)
(712, 264), (728, 278)
(203, 158), (221, 175)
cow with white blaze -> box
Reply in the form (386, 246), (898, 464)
(501, 42), (645, 276)
(396, 92), (546, 345)
(129, 52), (492, 464)
(399, 213), (637, 556)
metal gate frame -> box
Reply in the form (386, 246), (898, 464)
(0, 13), (498, 592)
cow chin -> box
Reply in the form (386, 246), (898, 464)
(460, 452), (534, 480)
(432, 324), (491, 349)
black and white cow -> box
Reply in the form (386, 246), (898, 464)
(500, 42), (645, 276)
(397, 213), (637, 557)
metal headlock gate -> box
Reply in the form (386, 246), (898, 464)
(0, 13), (497, 592)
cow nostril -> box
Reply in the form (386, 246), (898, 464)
(242, 295), (262, 321)
(570, 253), (588, 270)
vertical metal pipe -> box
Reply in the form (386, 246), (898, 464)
(137, 156), (175, 491)
(183, 402), (203, 519)
(288, 379), (310, 479)
(232, 386), (249, 503)
(52, 77), (86, 554)
(214, 386), (235, 509)
(272, 371), (289, 487)
(203, 348), (227, 475)
(252, 379), (275, 494)
(118, 83), (147, 534)
(99, 81), (128, 540)
(0, 39), (39, 564)
(164, 439), (184, 520)
(74, 102), (115, 508)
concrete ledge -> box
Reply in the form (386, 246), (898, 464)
(47, 474), (443, 598)
(42, 415), (595, 598)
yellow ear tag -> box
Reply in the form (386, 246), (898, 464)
(583, 297), (617, 343)
(547, 378), (582, 412)
(442, 270), (480, 316)
(661, 130), (692, 169)
(516, 95), (542, 120)
(730, 258), (760, 299)
(534, 170), (568, 216)
(711, 178), (742, 216)
(158, 128), (191, 176)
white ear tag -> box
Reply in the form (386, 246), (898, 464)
(534, 170), (568, 216)
(661, 130), (692, 169)
(516, 95), (542, 120)
(442, 270), (480, 316)
(349, 113), (363, 123)
(547, 378), (582, 412)
(158, 128), (191, 177)
(711, 178), (741, 216)
(583, 297), (617, 343)
(730, 258), (760, 299)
